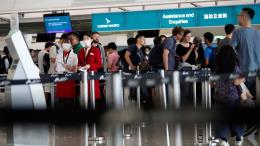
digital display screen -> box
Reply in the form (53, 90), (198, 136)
(44, 13), (72, 33)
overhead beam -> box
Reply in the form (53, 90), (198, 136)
(118, 7), (128, 11)
(178, 3), (181, 8)
(190, 3), (200, 7)
(0, 17), (10, 23)
(215, 1), (218, 6)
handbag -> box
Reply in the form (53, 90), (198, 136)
(178, 62), (198, 71)
(240, 82), (255, 108)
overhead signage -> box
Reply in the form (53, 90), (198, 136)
(126, 11), (160, 30)
(197, 6), (234, 27)
(92, 13), (125, 32)
(92, 4), (260, 32)
(160, 8), (196, 28)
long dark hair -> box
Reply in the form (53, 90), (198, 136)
(216, 45), (238, 74)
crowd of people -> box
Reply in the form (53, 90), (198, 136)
(0, 7), (259, 146)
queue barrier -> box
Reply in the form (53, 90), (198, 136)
(0, 69), (259, 146)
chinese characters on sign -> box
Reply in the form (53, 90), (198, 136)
(203, 13), (228, 19)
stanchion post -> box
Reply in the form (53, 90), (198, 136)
(90, 71), (95, 109)
(193, 82), (197, 109)
(88, 71), (105, 142)
(256, 73), (260, 105)
(50, 83), (55, 109)
(160, 70), (167, 109)
(112, 73), (123, 110)
(169, 71), (181, 109)
(175, 123), (183, 146)
(80, 70), (88, 110)
(136, 70), (141, 110)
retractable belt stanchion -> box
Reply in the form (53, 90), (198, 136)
(80, 70), (88, 110)
(90, 71), (95, 109)
(50, 83), (55, 109)
(160, 70), (167, 109)
(110, 73), (124, 146)
(136, 70), (141, 110)
(89, 71), (105, 142)
(256, 72), (260, 105)
(169, 71), (181, 109)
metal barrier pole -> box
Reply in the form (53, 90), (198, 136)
(169, 71), (181, 109)
(90, 71), (95, 109)
(166, 123), (170, 146)
(138, 125), (142, 146)
(205, 81), (208, 109)
(175, 123), (183, 146)
(193, 82), (197, 109)
(160, 70), (167, 109)
(112, 73), (124, 110)
(80, 70), (88, 109)
(84, 124), (89, 146)
(50, 83), (55, 109)
(136, 70), (141, 110)
(89, 71), (104, 142)
(105, 74), (112, 109)
(256, 75), (260, 105)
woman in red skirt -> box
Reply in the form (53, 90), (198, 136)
(55, 38), (78, 108)
(78, 34), (102, 102)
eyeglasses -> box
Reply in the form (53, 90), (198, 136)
(237, 14), (245, 17)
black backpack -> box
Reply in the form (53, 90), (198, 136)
(207, 46), (217, 72)
(0, 56), (13, 74)
(148, 44), (163, 68)
(118, 49), (128, 71)
(42, 53), (50, 74)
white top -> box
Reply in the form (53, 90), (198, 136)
(48, 45), (57, 74)
(37, 49), (48, 74)
(56, 50), (78, 73)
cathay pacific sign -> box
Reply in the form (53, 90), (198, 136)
(96, 17), (120, 29)
(92, 13), (125, 31)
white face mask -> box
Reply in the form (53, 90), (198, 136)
(62, 43), (72, 51)
(83, 39), (92, 48)
(80, 41), (85, 48)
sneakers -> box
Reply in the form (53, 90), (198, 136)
(219, 140), (230, 146)
(235, 137), (243, 146)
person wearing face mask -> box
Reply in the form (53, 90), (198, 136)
(77, 33), (102, 101)
(55, 38), (78, 108)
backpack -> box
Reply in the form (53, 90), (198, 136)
(148, 44), (163, 68)
(0, 56), (12, 74)
(118, 49), (128, 71)
(42, 53), (50, 74)
(207, 46), (217, 72)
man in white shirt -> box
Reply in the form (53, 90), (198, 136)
(48, 33), (68, 74)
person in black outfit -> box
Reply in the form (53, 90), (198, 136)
(0, 46), (13, 74)
(176, 29), (198, 68)
(176, 30), (197, 106)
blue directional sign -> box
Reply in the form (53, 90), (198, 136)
(91, 4), (260, 32)
(197, 6), (234, 27)
(160, 8), (196, 28)
(125, 11), (160, 30)
(92, 12), (125, 32)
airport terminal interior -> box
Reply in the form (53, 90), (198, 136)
(0, 0), (260, 146)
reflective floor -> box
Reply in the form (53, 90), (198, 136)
(0, 122), (259, 146)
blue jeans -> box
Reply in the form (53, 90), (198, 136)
(215, 122), (244, 140)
